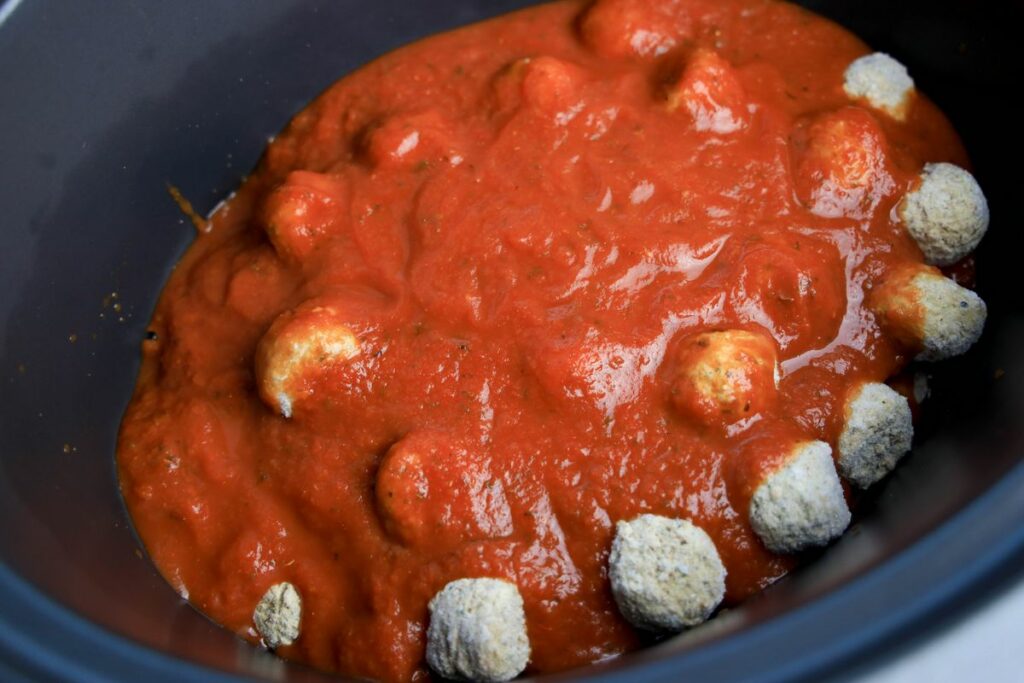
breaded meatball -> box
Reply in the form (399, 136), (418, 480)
(899, 163), (989, 266)
(608, 514), (726, 632)
(869, 264), (986, 361)
(255, 304), (361, 417)
(837, 382), (913, 488)
(253, 582), (302, 649)
(749, 441), (851, 554)
(426, 578), (530, 683)
(671, 329), (778, 427)
(843, 52), (915, 120)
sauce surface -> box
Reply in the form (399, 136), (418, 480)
(118, 0), (967, 680)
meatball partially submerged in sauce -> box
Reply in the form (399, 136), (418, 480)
(670, 329), (779, 427)
(427, 578), (531, 683)
(609, 515), (726, 632)
(117, 0), (991, 681)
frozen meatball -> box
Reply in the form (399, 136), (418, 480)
(671, 329), (778, 427)
(253, 582), (302, 649)
(843, 52), (915, 120)
(837, 382), (913, 488)
(869, 264), (986, 361)
(899, 163), (989, 266)
(608, 514), (726, 632)
(749, 441), (851, 554)
(255, 303), (361, 417)
(261, 170), (349, 262)
(426, 578), (530, 683)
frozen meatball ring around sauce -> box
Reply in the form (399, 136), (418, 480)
(117, 0), (989, 681)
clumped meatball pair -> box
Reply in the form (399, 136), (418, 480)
(843, 52), (989, 266)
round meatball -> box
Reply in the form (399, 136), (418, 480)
(490, 56), (586, 119)
(792, 107), (894, 219)
(843, 52), (915, 120)
(837, 382), (913, 489)
(749, 441), (851, 554)
(899, 163), (989, 266)
(363, 110), (463, 169)
(255, 304), (361, 417)
(869, 264), (986, 362)
(253, 582), (302, 649)
(579, 0), (693, 60)
(671, 329), (778, 427)
(375, 431), (513, 549)
(426, 578), (530, 683)
(261, 170), (348, 262)
(608, 514), (726, 632)
(667, 48), (747, 133)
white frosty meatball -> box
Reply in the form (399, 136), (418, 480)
(843, 52), (915, 120)
(253, 582), (302, 649)
(749, 441), (851, 554)
(255, 304), (361, 417)
(870, 264), (987, 362)
(608, 514), (726, 632)
(837, 382), (913, 489)
(899, 163), (989, 266)
(426, 578), (530, 683)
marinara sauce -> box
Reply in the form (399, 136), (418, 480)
(118, 0), (967, 680)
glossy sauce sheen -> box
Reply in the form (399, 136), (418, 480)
(118, 0), (967, 680)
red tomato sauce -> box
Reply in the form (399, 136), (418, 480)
(117, 0), (967, 680)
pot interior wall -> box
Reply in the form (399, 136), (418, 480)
(1, 1), (1022, 681)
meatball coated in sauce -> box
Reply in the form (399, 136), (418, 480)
(255, 303), (361, 418)
(362, 110), (465, 170)
(375, 431), (513, 549)
(261, 171), (350, 263)
(489, 55), (588, 118)
(791, 107), (895, 219)
(579, 0), (694, 59)
(670, 329), (778, 428)
(666, 48), (748, 133)
(116, 0), (988, 681)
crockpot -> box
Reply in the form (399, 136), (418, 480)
(1, 0), (1023, 681)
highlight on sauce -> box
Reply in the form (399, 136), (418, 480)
(117, 0), (989, 680)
